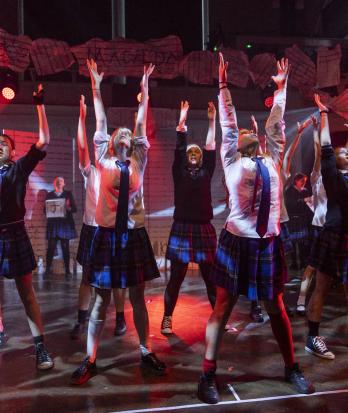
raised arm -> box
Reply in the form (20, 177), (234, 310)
(283, 117), (311, 178)
(311, 115), (321, 174)
(134, 63), (155, 137)
(33, 85), (50, 151)
(87, 58), (107, 135)
(218, 52), (239, 167)
(77, 95), (90, 169)
(315, 94), (331, 146)
(265, 58), (290, 165)
(205, 102), (216, 149)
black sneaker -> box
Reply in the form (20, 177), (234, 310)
(305, 336), (335, 360)
(197, 371), (219, 404)
(160, 315), (173, 335)
(71, 357), (97, 385)
(70, 323), (85, 340)
(250, 305), (264, 323)
(0, 331), (6, 348)
(35, 343), (54, 370)
(141, 353), (166, 372)
(285, 363), (315, 394)
(114, 317), (127, 336)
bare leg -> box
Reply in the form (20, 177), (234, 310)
(129, 283), (150, 349)
(306, 270), (332, 323)
(297, 265), (315, 308)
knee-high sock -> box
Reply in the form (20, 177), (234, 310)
(268, 310), (295, 368)
(87, 318), (105, 362)
(164, 261), (188, 316)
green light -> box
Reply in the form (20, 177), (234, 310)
(246, 43), (252, 49)
(213, 46), (218, 52)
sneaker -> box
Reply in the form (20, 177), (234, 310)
(305, 336), (335, 360)
(71, 356), (97, 385)
(0, 331), (6, 348)
(161, 316), (173, 334)
(141, 353), (166, 372)
(70, 322), (85, 340)
(197, 371), (219, 404)
(285, 363), (315, 394)
(35, 343), (54, 370)
(114, 316), (127, 336)
(296, 304), (306, 316)
(250, 305), (264, 323)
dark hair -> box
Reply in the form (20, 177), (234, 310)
(0, 133), (15, 150)
(293, 173), (307, 183)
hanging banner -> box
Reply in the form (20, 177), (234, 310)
(285, 45), (316, 93)
(71, 35), (183, 79)
(214, 48), (249, 88)
(249, 53), (277, 89)
(317, 44), (341, 88)
(179, 51), (215, 84)
(0, 28), (32, 72)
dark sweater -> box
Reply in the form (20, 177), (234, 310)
(173, 131), (215, 223)
(285, 185), (313, 221)
(0, 144), (46, 224)
(321, 145), (348, 234)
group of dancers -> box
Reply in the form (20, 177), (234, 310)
(0, 52), (347, 405)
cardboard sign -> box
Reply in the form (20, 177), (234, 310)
(45, 198), (66, 218)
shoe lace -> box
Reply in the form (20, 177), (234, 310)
(313, 336), (329, 353)
(36, 344), (50, 363)
(76, 357), (92, 374)
(162, 317), (172, 329)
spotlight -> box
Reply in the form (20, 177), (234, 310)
(0, 69), (18, 102)
(261, 81), (276, 109)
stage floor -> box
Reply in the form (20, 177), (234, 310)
(0, 268), (347, 413)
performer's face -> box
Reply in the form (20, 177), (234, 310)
(186, 146), (202, 166)
(0, 136), (14, 163)
(54, 177), (65, 191)
(294, 177), (307, 189)
(111, 128), (132, 161)
(335, 146), (348, 170)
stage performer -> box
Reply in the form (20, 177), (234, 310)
(197, 54), (314, 404)
(304, 94), (348, 360)
(71, 59), (165, 385)
(0, 85), (53, 369)
(70, 95), (126, 340)
(161, 100), (217, 335)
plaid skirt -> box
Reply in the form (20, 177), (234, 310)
(280, 222), (293, 255)
(210, 229), (287, 301)
(307, 228), (348, 282)
(166, 221), (217, 264)
(89, 226), (160, 289)
(307, 225), (323, 268)
(46, 218), (77, 240)
(0, 222), (37, 278)
(76, 223), (97, 266)
(287, 215), (310, 242)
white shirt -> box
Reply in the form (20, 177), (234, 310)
(311, 170), (327, 227)
(94, 131), (149, 229)
(80, 163), (100, 227)
(280, 169), (290, 223)
(219, 86), (286, 238)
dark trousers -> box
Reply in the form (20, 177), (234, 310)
(46, 238), (70, 273)
(164, 261), (216, 316)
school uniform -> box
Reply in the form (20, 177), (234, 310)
(0, 144), (46, 278)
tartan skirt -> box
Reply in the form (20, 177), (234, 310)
(89, 226), (160, 289)
(287, 215), (310, 242)
(210, 229), (288, 301)
(76, 223), (97, 266)
(280, 222), (293, 255)
(46, 218), (77, 240)
(307, 225), (323, 268)
(0, 222), (37, 278)
(166, 221), (217, 264)
(306, 228), (348, 282)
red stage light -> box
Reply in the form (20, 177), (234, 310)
(264, 96), (274, 108)
(2, 86), (16, 101)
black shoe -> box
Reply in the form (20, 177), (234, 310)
(250, 305), (264, 323)
(70, 322), (85, 340)
(141, 353), (166, 372)
(71, 356), (97, 385)
(114, 317), (127, 336)
(197, 371), (219, 404)
(35, 343), (54, 370)
(285, 363), (315, 394)
(0, 331), (6, 348)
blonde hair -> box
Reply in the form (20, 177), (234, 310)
(110, 127), (133, 155)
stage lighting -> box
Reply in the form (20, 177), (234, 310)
(261, 81), (276, 109)
(0, 69), (18, 102)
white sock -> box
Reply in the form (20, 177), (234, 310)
(87, 318), (105, 362)
(140, 344), (151, 357)
(297, 295), (306, 306)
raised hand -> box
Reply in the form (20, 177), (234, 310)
(179, 100), (190, 126)
(80, 95), (87, 120)
(207, 101), (216, 121)
(314, 93), (329, 113)
(140, 63), (155, 92)
(219, 52), (228, 84)
(87, 58), (104, 89)
(33, 83), (44, 105)
(310, 114), (318, 129)
(250, 115), (258, 135)
(297, 117), (312, 134)
(271, 58), (290, 89)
